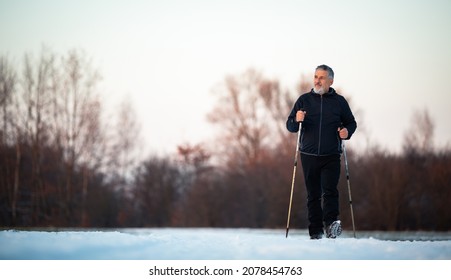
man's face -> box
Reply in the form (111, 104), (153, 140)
(313, 69), (333, 94)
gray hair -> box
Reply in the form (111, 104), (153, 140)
(316, 64), (334, 79)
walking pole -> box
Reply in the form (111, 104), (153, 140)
(342, 141), (356, 238)
(286, 121), (302, 238)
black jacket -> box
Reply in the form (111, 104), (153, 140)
(286, 88), (357, 156)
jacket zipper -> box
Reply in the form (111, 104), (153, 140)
(317, 94), (323, 155)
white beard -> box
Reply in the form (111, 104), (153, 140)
(313, 86), (325, 94)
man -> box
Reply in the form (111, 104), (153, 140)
(286, 64), (357, 239)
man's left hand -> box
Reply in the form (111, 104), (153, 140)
(338, 127), (348, 139)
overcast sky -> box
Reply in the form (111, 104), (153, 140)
(1, 0), (450, 155)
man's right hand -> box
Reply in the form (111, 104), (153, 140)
(296, 111), (306, 122)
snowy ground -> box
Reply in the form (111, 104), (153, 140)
(1, 228), (450, 260)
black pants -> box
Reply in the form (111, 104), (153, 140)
(300, 153), (341, 236)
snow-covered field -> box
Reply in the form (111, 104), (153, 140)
(1, 228), (450, 260)
(1, 228), (449, 280)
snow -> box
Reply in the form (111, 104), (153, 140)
(1, 228), (450, 260)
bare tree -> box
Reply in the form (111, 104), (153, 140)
(55, 49), (104, 224)
(403, 109), (435, 156)
(106, 98), (142, 187)
(0, 55), (20, 223)
(208, 69), (296, 167)
(205, 69), (306, 227)
(16, 48), (104, 224)
(18, 49), (59, 223)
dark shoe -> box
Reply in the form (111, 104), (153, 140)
(310, 232), (324, 240)
(326, 220), (342, 238)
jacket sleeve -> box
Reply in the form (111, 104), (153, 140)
(340, 97), (357, 139)
(286, 96), (303, 133)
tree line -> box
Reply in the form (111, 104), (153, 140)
(1, 50), (450, 230)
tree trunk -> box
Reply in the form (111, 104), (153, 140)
(12, 141), (21, 225)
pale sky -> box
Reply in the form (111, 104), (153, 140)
(1, 0), (451, 156)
